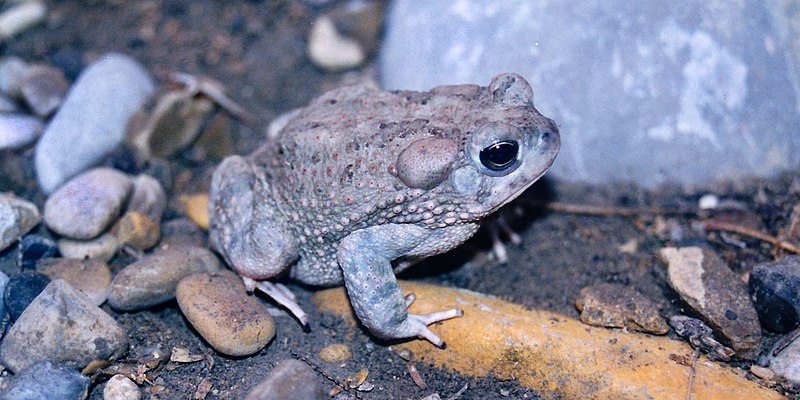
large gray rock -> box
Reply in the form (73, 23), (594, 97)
(381, 1), (800, 186)
(35, 53), (154, 194)
(0, 361), (90, 400)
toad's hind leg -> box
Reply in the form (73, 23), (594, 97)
(209, 155), (305, 325)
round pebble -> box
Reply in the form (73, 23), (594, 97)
(103, 374), (142, 400)
(0, 112), (44, 150)
(177, 193), (210, 230)
(0, 279), (128, 373)
(0, 56), (28, 97)
(0, 193), (41, 252)
(3, 270), (50, 321)
(318, 343), (353, 363)
(111, 211), (160, 250)
(244, 359), (325, 400)
(108, 244), (221, 311)
(58, 232), (122, 262)
(20, 233), (60, 268)
(36, 257), (112, 306)
(176, 269), (275, 356)
(44, 167), (133, 239)
(127, 174), (167, 221)
(307, 15), (365, 71)
(21, 64), (69, 117)
(0, 361), (89, 400)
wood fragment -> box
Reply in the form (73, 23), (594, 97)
(702, 221), (800, 254)
(524, 200), (697, 217)
(194, 377), (212, 400)
(407, 363), (428, 390)
(686, 347), (701, 400)
(445, 383), (469, 400)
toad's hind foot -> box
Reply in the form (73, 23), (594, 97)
(253, 280), (310, 332)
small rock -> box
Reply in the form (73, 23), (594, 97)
(749, 365), (775, 381)
(574, 283), (668, 334)
(36, 258), (111, 306)
(750, 255), (800, 333)
(44, 167), (132, 239)
(659, 246), (761, 356)
(176, 269), (275, 356)
(768, 333), (800, 385)
(108, 245), (221, 311)
(21, 64), (69, 117)
(177, 193), (209, 230)
(35, 53), (155, 194)
(3, 271), (50, 321)
(0, 112), (44, 150)
(0, 271), (9, 319)
(128, 90), (215, 160)
(307, 15), (365, 71)
(127, 174), (167, 221)
(58, 233), (121, 262)
(0, 193), (41, 252)
(20, 233), (60, 268)
(0, 0), (47, 41)
(0, 56), (28, 97)
(111, 211), (160, 250)
(318, 343), (353, 363)
(159, 218), (206, 249)
(103, 374), (141, 400)
(244, 359), (325, 400)
(0, 361), (90, 400)
(0, 279), (128, 373)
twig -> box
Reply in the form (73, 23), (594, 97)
(445, 382), (469, 400)
(703, 221), (800, 254)
(525, 200), (696, 217)
(686, 347), (701, 400)
(290, 349), (364, 400)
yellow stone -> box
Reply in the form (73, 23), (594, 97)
(318, 343), (353, 364)
(313, 281), (782, 400)
(177, 193), (209, 230)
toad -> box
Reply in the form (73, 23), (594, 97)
(209, 73), (560, 347)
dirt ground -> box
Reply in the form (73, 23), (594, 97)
(1, 1), (798, 398)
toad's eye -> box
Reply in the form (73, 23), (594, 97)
(479, 140), (519, 172)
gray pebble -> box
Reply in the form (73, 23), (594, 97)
(44, 167), (132, 240)
(34, 53), (155, 194)
(0, 112), (44, 150)
(159, 218), (207, 249)
(58, 233), (121, 262)
(659, 246), (761, 357)
(3, 271), (50, 321)
(0, 56), (28, 97)
(108, 245), (221, 311)
(0, 0), (47, 41)
(21, 64), (69, 117)
(127, 174), (167, 222)
(0, 361), (89, 400)
(245, 359), (325, 400)
(0, 192), (41, 251)
(0, 279), (128, 373)
(102, 374), (141, 400)
(36, 258), (112, 306)
(749, 255), (800, 333)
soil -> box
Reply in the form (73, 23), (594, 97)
(1, 1), (799, 399)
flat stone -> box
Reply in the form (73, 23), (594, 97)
(21, 64), (69, 117)
(3, 271), (50, 321)
(659, 246), (761, 356)
(244, 359), (325, 400)
(176, 269), (275, 356)
(35, 53), (155, 194)
(0, 112), (44, 150)
(103, 374), (141, 400)
(0, 361), (89, 400)
(318, 343), (352, 363)
(36, 258), (112, 306)
(749, 255), (800, 332)
(58, 233), (121, 262)
(108, 245), (221, 311)
(381, 1), (800, 186)
(314, 281), (784, 400)
(0, 279), (128, 373)
(111, 211), (160, 251)
(127, 174), (166, 222)
(44, 167), (132, 239)
(575, 283), (668, 334)
(0, 192), (41, 252)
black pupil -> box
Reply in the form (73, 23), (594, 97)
(479, 140), (519, 171)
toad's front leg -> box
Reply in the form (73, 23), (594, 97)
(336, 224), (463, 348)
